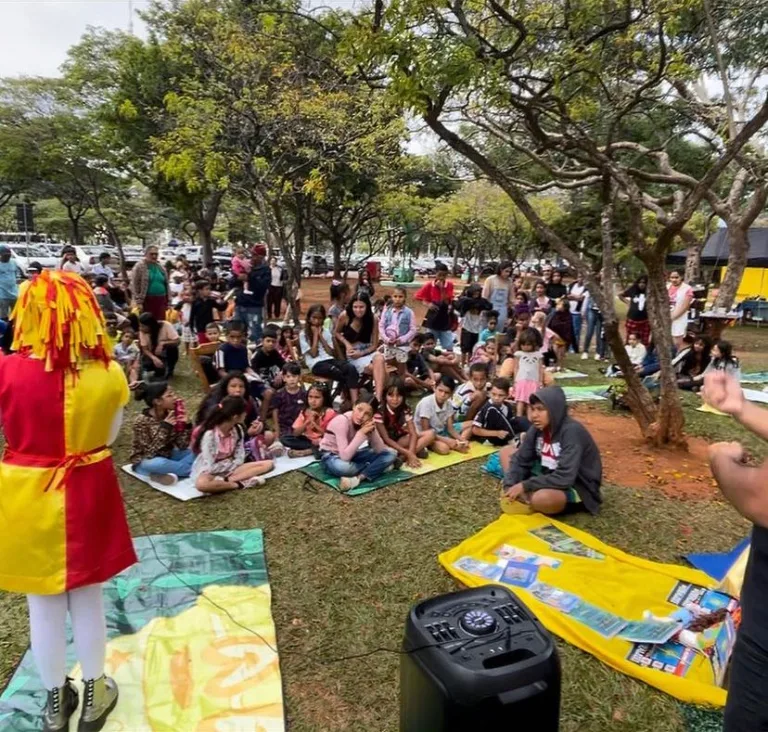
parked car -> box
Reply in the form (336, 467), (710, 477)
(8, 244), (59, 273)
(301, 254), (329, 277)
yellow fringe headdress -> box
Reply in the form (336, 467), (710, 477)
(11, 269), (113, 372)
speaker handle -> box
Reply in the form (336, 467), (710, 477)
(497, 680), (548, 705)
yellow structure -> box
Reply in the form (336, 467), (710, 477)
(721, 266), (768, 301)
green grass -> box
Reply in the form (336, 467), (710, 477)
(1, 326), (767, 731)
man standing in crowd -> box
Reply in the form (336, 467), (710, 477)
(0, 245), (18, 319)
(703, 370), (768, 731)
(92, 252), (116, 283)
(235, 244), (271, 342)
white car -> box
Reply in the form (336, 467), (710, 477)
(8, 244), (59, 272)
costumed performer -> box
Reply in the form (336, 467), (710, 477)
(0, 269), (136, 732)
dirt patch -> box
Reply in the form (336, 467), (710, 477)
(571, 405), (719, 500)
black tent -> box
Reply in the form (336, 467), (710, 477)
(667, 227), (768, 268)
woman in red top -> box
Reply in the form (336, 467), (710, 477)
(414, 263), (456, 351)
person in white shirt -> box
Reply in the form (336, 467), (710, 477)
(625, 332), (647, 368)
(60, 247), (84, 275)
(567, 275), (587, 353)
(667, 270), (693, 351)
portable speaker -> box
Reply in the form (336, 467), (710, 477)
(400, 585), (560, 731)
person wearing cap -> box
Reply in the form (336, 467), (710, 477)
(234, 244), (271, 342)
(0, 244), (19, 319)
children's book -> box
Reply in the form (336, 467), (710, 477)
(528, 525), (605, 560)
(499, 561), (538, 588)
(494, 544), (561, 568)
(617, 619), (680, 645)
(528, 583), (580, 612)
(569, 601), (627, 638)
(453, 556), (504, 581)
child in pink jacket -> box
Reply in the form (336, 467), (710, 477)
(318, 401), (397, 492)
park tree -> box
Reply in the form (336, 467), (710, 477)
(63, 28), (226, 265)
(425, 180), (564, 274)
(347, 0), (768, 445)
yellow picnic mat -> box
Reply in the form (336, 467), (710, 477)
(302, 441), (498, 495)
(439, 514), (739, 707)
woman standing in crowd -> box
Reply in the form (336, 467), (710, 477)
(620, 274), (650, 345)
(334, 293), (388, 404)
(415, 262), (456, 351)
(545, 270), (567, 301)
(131, 381), (194, 485)
(0, 270), (135, 731)
(131, 245), (170, 321)
(482, 261), (515, 330)
(266, 255), (284, 320)
(567, 274), (587, 353)
(138, 312), (181, 379)
(668, 270), (694, 351)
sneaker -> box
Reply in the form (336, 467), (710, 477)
(339, 476), (361, 492)
(594, 353), (601, 361)
(78, 676), (118, 732)
(580, 352), (589, 360)
(43, 680), (79, 732)
(242, 475), (266, 488)
(267, 441), (285, 458)
(149, 473), (178, 486)
(287, 448), (314, 458)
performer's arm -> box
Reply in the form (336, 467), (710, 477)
(107, 409), (124, 446)
(704, 371), (768, 527)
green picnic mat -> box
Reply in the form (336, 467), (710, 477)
(561, 384), (611, 402)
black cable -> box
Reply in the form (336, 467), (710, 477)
(123, 497), (465, 665)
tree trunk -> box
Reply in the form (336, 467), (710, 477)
(680, 229), (703, 283)
(332, 235), (343, 279)
(199, 225), (214, 268)
(107, 225), (129, 282)
(603, 320), (656, 434)
(643, 255), (687, 448)
(714, 224), (748, 311)
(68, 211), (82, 247)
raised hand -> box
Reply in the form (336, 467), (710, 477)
(702, 372), (744, 416)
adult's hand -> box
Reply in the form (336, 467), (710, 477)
(702, 372), (745, 416)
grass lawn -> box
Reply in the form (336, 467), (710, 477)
(1, 324), (768, 731)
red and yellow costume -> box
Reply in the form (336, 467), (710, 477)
(0, 270), (136, 595)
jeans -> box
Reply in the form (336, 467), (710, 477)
(724, 632), (768, 731)
(142, 344), (180, 379)
(235, 305), (264, 343)
(430, 329), (455, 351)
(570, 313), (582, 353)
(583, 310), (605, 358)
(321, 448), (397, 481)
(266, 285), (283, 319)
(134, 448), (195, 478)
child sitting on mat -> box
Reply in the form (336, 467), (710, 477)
(422, 332), (465, 383)
(191, 396), (274, 493)
(452, 362), (489, 428)
(269, 362), (307, 454)
(405, 333), (436, 393)
(500, 385), (602, 516)
(470, 335), (498, 379)
(374, 377), (435, 469)
(318, 400), (397, 492)
(471, 377), (529, 446)
(280, 380), (336, 457)
(414, 375), (470, 455)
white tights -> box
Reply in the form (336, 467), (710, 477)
(27, 584), (106, 690)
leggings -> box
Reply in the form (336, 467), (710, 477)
(142, 344), (179, 379)
(266, 285), (283, 319)
(27, 584), (106, 689)
(312, 359), (360, 389)
(280, 434), (314, 451)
